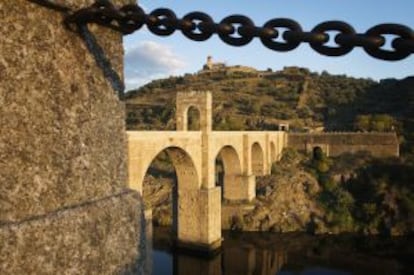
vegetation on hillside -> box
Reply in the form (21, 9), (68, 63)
(304, 148), (414, 235)
(124, 68), (378, 131)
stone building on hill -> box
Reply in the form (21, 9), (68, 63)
(203, 55), (226, 71)
(200, 56), (257, 75)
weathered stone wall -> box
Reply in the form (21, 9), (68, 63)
(0, 1), (146, 272)
(0, 0), (134, 223)
(0, 191), (150, 274)
(288, 132), (400, 157)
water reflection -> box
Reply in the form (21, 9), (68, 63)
(152, 228), (414, 275)
(222, 243), (286, 275)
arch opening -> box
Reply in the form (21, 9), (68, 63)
(215, 146), (242, 201)
(187, 106), (201, 131)
(142, 146), (199, 237)
(252, 142), (265, 176)
(313, 146), (324, 160)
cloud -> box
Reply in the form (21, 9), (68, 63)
(124, 41), (187, 91)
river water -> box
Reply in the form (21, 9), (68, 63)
(151, 228), (413, 275)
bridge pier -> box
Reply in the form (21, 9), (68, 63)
(223, 174), (256, 202)
(177, 187), (222, 252)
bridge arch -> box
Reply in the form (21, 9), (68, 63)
(251, 142), (265, 176)
(216, 145), (242, 176)
(141, 146), (201, 242)
(312, 146), (324, 160)
(143, 146), (200, 191)
(215, 145), (243, 200)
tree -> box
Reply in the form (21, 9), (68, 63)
(313, 146), (324, 160)
(371, 114), (394, 132)
(354, 114), (396, 132)
(354, 115), (370, 131)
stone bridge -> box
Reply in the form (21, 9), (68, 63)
(127, 91), (286, 251)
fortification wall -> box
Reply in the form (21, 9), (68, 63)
(0, 1), (147, 273)
(288, 132), (400, 157)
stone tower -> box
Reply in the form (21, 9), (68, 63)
(176, 91), (212, 132)
(206, 55), (213, 70)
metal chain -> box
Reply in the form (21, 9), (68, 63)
(29, 0), (414, 61)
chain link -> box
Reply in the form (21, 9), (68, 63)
(365, 24), (413, 61)
(28, 0), (414, 61)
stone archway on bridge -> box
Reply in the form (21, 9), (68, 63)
(309, 144), (330, 157)
(176, 91), (212, 132)
(187, 106), (201, 131)
(215, 146), (243, 201)
(142, 146), (200, 240)
(252, 142), (265, 176)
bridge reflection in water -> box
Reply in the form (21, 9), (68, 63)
(156, 242), (286, 275)
(151, 227), (412, 275)
(152, 227), (288, 275)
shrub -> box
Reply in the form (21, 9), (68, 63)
(280, 148), (300, 164)
(270, 162), (279, 175)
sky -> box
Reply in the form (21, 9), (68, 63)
(123, 0), (413, 91)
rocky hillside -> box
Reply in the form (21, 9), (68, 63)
(222, 152), (323, 233)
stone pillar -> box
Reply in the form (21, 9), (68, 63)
(127, 139), (145, 193)
(177, 187), (222, 251)
(239, 134), (257, 201)
(0, 1), (144, 273)
(243, 134), (251, 175)
(241, 174), (256, 201)
(174, 91), (221, 251)
(223, 174), (241, 200)
(223, 174), (255, 201)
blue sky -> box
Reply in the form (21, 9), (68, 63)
(124, 0), (413, 90)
